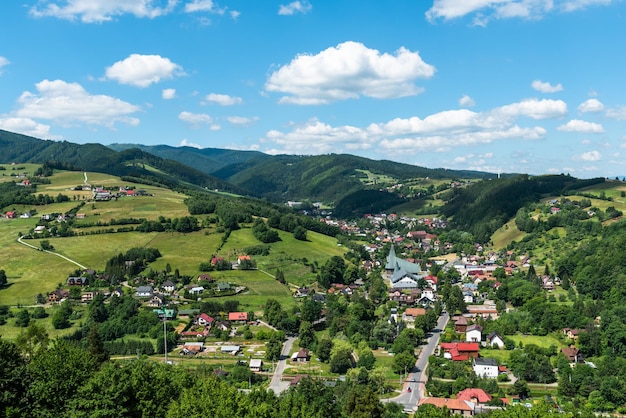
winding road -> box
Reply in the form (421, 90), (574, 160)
(17, 235), (88, 270)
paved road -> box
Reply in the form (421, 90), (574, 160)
(268, 336), (296, 394)
(385, 311), (450, 413)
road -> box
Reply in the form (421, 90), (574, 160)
(267, 336), (296, 394)
(17, 235), (88, 270)
(385, 311), (450, 413)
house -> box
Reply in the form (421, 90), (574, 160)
(34, 225), (47, 234)
(292, 348), (310, 363)
(180, 342), (204, 355)
(454, 316), (468, 333)
(5, 211), (16, 219)
(237, 255), (251, 266)
(466, 304), (499, 319)
(440, 342), (480, 361)
(563, 328), (581, 341)
(486, 332), (505, 349)
(463, 290), (475, 304)
(220, 345), (240, 355)
(217, 282), (231, 292)
(111, 287), (124, 298)
(197, 274), (214, 283)
(466, 324), (483, 343)
(295, 287), (311, 297)
(456, 388), (492, 405)
(81, 291), (97, 303)
(402, 307), (426, 327)
(249, 359), (263, 372)
(67, 277), (88, 286)
(418, 397), (475, 416)
(211, 257), (225, 266)
(162, 280), (176, 293)
(562, 346), (585, 363)
(473, 358), (499, 378)
(135, 285), (153, 297)
(228, 311), (248, 322)
(214, 320), (229, 332)
(147, 294), (165, 308)
(194, 313), (214, 326)
(189, 286), (204, 295)
(47, 289), (69, 303)
(153, 308), (175, 319)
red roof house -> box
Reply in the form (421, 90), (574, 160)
(456, 388), (492, 404)
(228, 312), (248, 322)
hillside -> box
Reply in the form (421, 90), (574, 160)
(0, 130), (247, 195)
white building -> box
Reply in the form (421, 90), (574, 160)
(473, 358), (499, 378)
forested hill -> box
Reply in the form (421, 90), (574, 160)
(441, 174), (605, 243)
(108, 143), (270, 174)
(217, 153), (495, 203)
(0, 130), (248, 194)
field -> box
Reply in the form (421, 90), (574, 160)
(0, 167), (344, 310)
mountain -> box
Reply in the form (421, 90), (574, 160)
(108, 142), (497, 203)
(108, 143), (269, 174)
(0, 130), (247, 195)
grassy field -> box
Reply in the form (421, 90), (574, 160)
(0, 304), (84, 339)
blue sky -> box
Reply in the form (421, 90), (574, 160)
(0, 1), (625, 177)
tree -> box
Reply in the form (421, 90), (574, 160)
(298, 321), (316, 349)
(293, 226), (307, 241)
(0, 338), (29, 416)
(52, 300), (72, 329)
(392, 351), (416, 375)
(0, 269), (6, 287)
(15, 309), (31, 327)
(330, 348), (353, 374)
(265, 333), (283, 361)
(317, 338), (333, 363)
(16, 322), (49, 358)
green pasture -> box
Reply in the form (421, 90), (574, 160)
(491, 220), (526, 250)
(0, 305), (84, 340)
(507, 333), (564, 349)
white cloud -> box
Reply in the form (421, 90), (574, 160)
(227, 116), (259, 126)
(578, 150), (602, 161)
(30, 0), (178, 23)
(0, 56), (9, 75)
(185, 0), (225, 14)
(204, 93), (242, 106)
(230, 10), (240, 19)
(578, 98), (604, 113)
(178, 111), (222, 130)
(162, 88), (176, 99)
(606, 106), (626, 120)
(495, 98), (568, 120)
(531, 80), (563, 93)
(557, 119), (604, 133)
(261, 97), (556, 156)
(426, 0), (613, 25)
(459, 95), (475, 107)
(105, 54), (184, 88)
(178, 138), (203, 148)
(265, 41), (436, 104)
(15, 79), (140, 127)
(278, 1), (312, 15)
(0, 117), (57, 139)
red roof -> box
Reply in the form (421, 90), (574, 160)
(456, 342), (480, 351)
(228, 312), (248, 321)
(457, 388), (492, 403)
(418, 397), (474, 411)
(198, 313), (214, 323)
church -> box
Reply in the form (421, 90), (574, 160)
(385, 245), (427, 289)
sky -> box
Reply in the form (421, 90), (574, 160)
(0, 0), (625, 178)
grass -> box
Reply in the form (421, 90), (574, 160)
(0, 305), (84, 340)
(507, 333), (564, 349)
(491, 220), (526, 250)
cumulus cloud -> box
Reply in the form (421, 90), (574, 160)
(178, 111), (221, 130)
(162, 88), (176, 99)
(278, 1), (312, 15)
(426, 0), (613, 25)
(0, 117), (56, 139)
(30, 0), (178, 23)
(578, 150), (602, 161)
(178, 138), (203, 148)
(185, 0), (225, 13)
(459, 95), (475, 107)
(606, 106), (626, 120)
(0, 56), (9, 75)
(578, 98), (604, 113)
(261, 97), (559, 156)
(494, 98), (568, 120)
(105, 54), (184, 88)
(15, 79), (140, 127)
(557, 119), (604, 133)
(227, 116), (259, 126)
(531, 80), (563, 93)
(203, 93), (242, 106)
(265, 41), (436, 104)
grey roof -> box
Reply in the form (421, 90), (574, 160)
(385, 244), (422, 274)
(136, 285), (153, 293)
(474, 358), (498, 367)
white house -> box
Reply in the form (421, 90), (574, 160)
(162, 280), (176, 293)
(189, 286), (204, 295)
(486, 332), (505, 349)
(473, 358), (499, 378)
(466, 324), (483, 343)
(135, 285), (153, 298)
